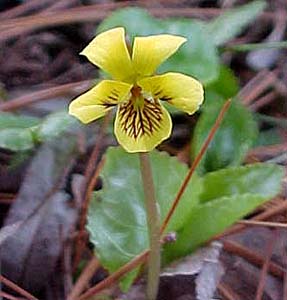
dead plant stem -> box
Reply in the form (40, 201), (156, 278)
(0, 275), (38, 300)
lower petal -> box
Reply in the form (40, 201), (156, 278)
(138, 72), (204, 115)
(69, 80), (132, 124)
(114, 99), (172, 153)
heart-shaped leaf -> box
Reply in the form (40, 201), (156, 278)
(87, 147), (202, 288)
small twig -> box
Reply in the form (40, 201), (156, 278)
(68, 256), (100, 300)
(0, 193), (15, 204)
(237, 70), (268, 102)
(0, 0), (52, 19)
(249, 91), (277, 111)
(73, 113), (111, 271)
(0, 275), (38, 300)
(72, 159), (105, 271)
(223, 240), (284, 279)
(160, 99), (232, 234)
(78, 251), (149, 300)
(0, 4), (277, 42)
(238, 220), (287, 229)
(0, 5), (277, 31)
(240, 71), (275, 105)
(0, 291), (20, 300)
(0, 199), (14, 204)
(255, 230), (278, 300)
(248, 143), (287, 159)
(84, 113), (112, 181)
(218, 282), (239, 300)
(0, 80), (92, 111)
(214, 198), (287, 239)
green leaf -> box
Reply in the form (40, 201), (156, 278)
(164, 194), (269, 261)
(37, 111), (79, 142)
(0, 112), (79, 151)
(164, 162), (284, 261)
(97, 7), (164, 38)
(206, 0), (266, 46)
(191, 97), (258, 174)
(199, 163), (284, 203)
(0, 128), (35, 151)
(206, 65), (239, 98)
(159, 19), (219, 83)
(87, 147), (202, 289)
(0, 112), (40, 130)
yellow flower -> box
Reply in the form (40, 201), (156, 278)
(69, 27), (204, 153)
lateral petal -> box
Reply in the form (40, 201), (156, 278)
(132, 35), (186, 78)
(114, 99), (172, 152)
(81, 27), (134, 82)
(69, 80), (132, 124)
(138, 72), (204, 115)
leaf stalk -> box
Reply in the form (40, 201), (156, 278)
(139, 152), (161, 300)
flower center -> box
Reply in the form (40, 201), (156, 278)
(131, 85), (142, 98)
(118, 85), (163, 139)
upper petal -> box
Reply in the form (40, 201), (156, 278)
(114, 98), (172, 153)
(138, 72), (204, 115)
(80, 27), (134, 82)
(69, 80), (132, 124)
(132, 35), (186, 78)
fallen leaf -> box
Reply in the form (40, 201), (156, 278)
(1, 136), (79, 294)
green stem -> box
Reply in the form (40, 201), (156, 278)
(224, 40), (287, 52)
(139, 152), (161, 300)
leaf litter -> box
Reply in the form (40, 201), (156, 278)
(1, 135), (80, 296)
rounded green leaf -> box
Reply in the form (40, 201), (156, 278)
(164, 162), (284, 262)
(0, 128), (35, 151)
(0, 112), (40, 130)
(37, 111), (79, 142)
(87, 147), (202, 285)
(97, 7), (164, 39)
(191, 97), (258, 174)
(164, 194), (268, 261)
(159, 19), (219, 84)
(200, 163), (285, 203)
(206, 65), (239, 98)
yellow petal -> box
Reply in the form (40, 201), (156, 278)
(80, 27), (134, 82)
(114, 98), (172, 152)
(138, 72), (204, 114)
(132, 35), (186, 78)
(69, 80), (132, 124)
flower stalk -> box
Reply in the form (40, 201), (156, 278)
(139, 152), (161, 300)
